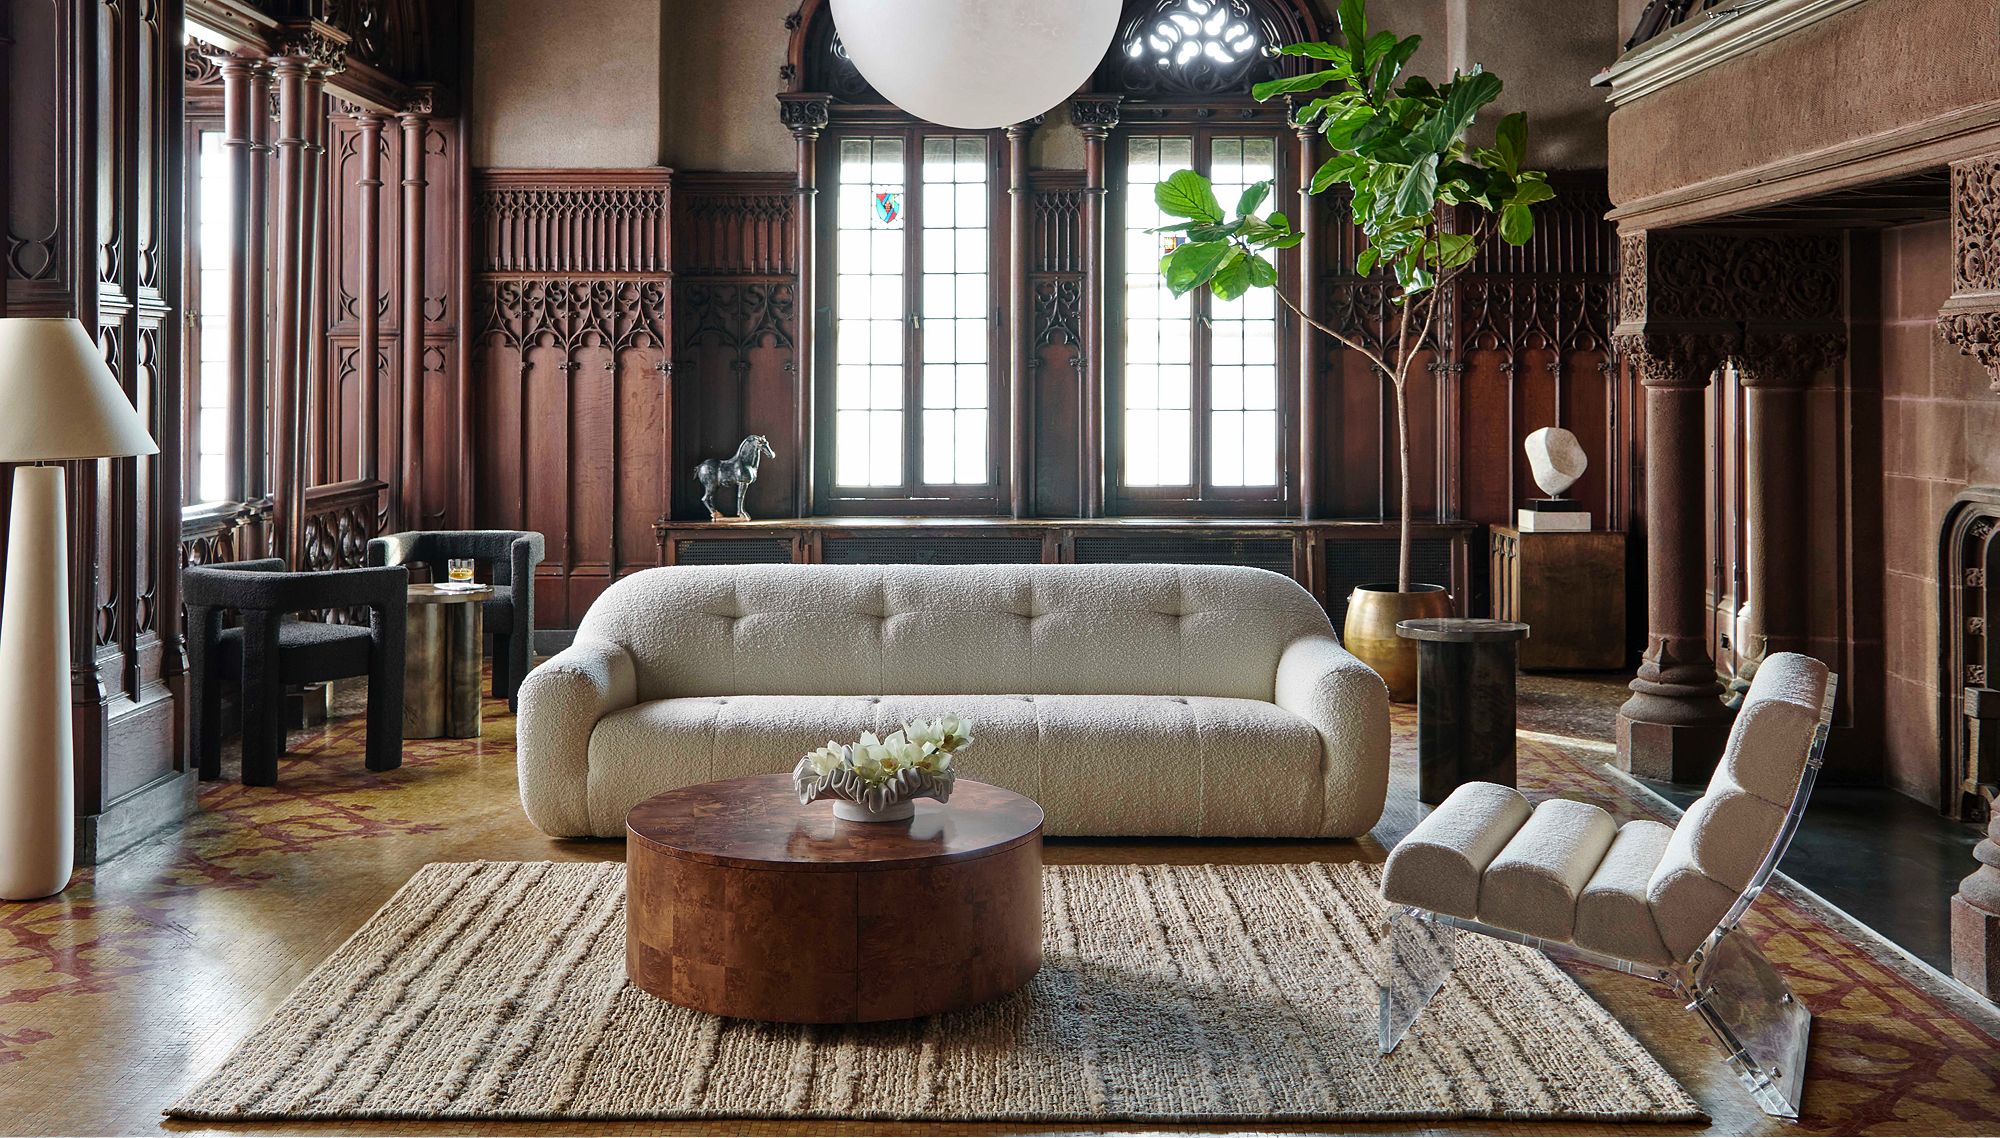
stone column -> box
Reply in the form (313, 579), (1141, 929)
(1733, 332), (1843, 662)
(243, 63), (272, 518)
(1071, 95), (1120, 519)
(1614, 330), (1737, 782)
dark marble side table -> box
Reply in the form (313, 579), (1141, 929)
(404, 583), (494, 739)
(1396, 618), (1531, 805)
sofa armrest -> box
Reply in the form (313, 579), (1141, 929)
(516, 637), (638, 837)
(1275, 635), (1391, 838)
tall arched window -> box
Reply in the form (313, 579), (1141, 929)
(1102, 0), (1314, 515)
(795, 10), (1009, 513)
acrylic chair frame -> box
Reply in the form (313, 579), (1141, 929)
(1378, 673), (1838, 1122)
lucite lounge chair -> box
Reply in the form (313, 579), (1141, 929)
(1376, 651), (1836, 1120)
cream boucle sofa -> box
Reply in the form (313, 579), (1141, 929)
(517, 563), (1390, 838)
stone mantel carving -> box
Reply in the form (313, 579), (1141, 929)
(1616, 227), (1846, 382)
(1939, 153), (2000, 393)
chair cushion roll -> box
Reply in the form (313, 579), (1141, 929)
(1714, 652), (1828, 808)
(1476, 798), (1617, 941)
(1381, 782), (1533, 920)
(1572, 819), (1676, 966)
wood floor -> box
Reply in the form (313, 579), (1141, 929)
(3, 673), (1998, 1136)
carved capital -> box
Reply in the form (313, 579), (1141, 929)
(273, 27), (347, 76)
(777, 93), (831, 138)
(1940, 152), (2000, 392)
(1004, 114), (1045, 140)
(1069, 95), (1123, 138)
(1735, 330), (1846, 389)
(400, 84), (436, 117)
(1613, 330), (1732, 390)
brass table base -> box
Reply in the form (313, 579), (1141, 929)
(404, 584), (491, 739)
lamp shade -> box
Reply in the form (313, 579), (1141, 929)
(830, 0), (1122, 130)
(0, 318), (157, 462)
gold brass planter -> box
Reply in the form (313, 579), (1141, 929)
(1342, 583), (1452, 703)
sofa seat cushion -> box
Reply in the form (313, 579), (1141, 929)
(584, 693), (1328, 838)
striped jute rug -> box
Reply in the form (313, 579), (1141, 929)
(168, 860), (1701, 1123)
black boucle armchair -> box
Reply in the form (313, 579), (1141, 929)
(184, 558), (408, 786)
(366, 530), (545, 710)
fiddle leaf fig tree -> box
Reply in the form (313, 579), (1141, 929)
(1155, 0), (1553, 592)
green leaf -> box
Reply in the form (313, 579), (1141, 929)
(1393, 153), (1439, 215)
(1310, 153), (1365, 194)
(1252, 69), (1348, 99)
(1155, 170), (1224, 223)
(1279, 41), (1349, 63)
(1338, 0), (1368, 64)
(1499, 201), (1535, 246)
(1356, 246), (1379, 276)
(1247, 253), (1278, 289)
(1235, 180), (1272, 218)
(1509, 179), (1555, 207)
(1373, 35), (1422, 101)
(1413, 68), (1502, 153)
(1209, 251), (1253, 301)
(1160, 240), (1234, 296)
(1428, 231), (1477, 269)
(1492, 112), (1526, 176)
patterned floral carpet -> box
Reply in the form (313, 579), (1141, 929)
(2, 674), (1999, 1135)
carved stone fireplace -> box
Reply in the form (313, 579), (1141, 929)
(1946, 488), (2000, 994)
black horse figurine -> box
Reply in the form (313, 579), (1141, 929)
(695, 435), (777, 521)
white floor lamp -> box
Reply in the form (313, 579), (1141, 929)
(0, 318), (157, 900)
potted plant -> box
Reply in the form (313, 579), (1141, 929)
(1153, 0), (1552, 700)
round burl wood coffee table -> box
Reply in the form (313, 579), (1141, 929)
(625, 774), (1044, 1024)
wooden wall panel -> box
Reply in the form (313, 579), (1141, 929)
(670, 173), (799, 521)
(2, 0), (193, 860)
(469, 168), (673, 627)
(1028, 172), (1084, 517)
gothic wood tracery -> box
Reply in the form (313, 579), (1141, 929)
(470, 168), (675, 626)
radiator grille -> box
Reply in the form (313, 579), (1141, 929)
(1324, 538), (1453, 627)
(672, 537), (795, 566)
(1071, 534), (1297, 577)
(822, 535), (1045, 565)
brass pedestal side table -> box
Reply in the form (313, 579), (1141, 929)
(403, 583), (493, 739)
(1396, 618), (1530, 805)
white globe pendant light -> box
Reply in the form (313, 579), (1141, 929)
(829, 0), (1123, 129)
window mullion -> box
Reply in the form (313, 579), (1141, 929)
(902, 129), (923, 499)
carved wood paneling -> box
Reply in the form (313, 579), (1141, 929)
(3, 0), (192, 860)
(670, 173), (800, 526)
(1029, 172), (1085, 516)
(470, 168), (674, 627)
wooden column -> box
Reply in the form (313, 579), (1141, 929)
(217, 56), (257, 504)
(1614, 330), (1737, 781)
(397, 92), (433, 530)
(1733, 333), (1842, 662)
(269, 53), (311, 567)
(1293, 114), (1319, 520)
(1006, 118), (1037, 519)
(244, 63), (273, 514)
(1071, 96), (1120, 519)
(301, 73), (329, 486)
(352, 108), (387, 481)
(779, 94), (829, 516)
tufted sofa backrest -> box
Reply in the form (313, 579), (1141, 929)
(576, 562), (1336, 701)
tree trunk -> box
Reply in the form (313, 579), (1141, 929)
(1394, 375), (1411, 592)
